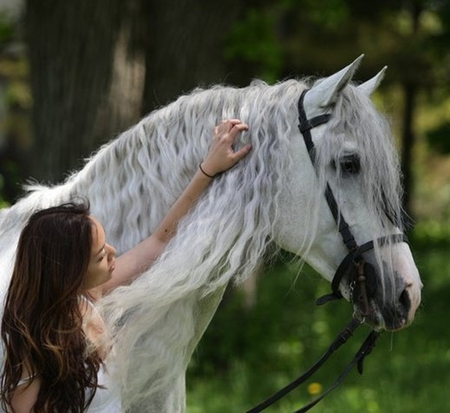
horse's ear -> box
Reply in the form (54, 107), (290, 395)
(304, 54), (364, 115)
(358, 66), (387, 96)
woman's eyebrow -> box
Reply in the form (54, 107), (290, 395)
(95, 243), (106, 256)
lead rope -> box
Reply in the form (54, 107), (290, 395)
(293, 328), (380, 413)
(246, 318), (378, 413)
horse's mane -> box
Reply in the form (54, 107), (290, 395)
(92, 79), (306, 409)
(65, 80), (304, 258)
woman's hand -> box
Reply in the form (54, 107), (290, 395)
(200, 119), (252, 178)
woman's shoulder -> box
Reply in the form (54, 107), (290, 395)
(9, 374), (41, 412)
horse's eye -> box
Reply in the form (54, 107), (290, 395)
(332, 155), (360, 176)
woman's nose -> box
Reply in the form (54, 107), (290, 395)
(106, 243), (117, 259)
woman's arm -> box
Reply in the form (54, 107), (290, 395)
(98, 119), (251, 294)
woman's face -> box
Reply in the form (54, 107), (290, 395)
(83, 217), (116, 290)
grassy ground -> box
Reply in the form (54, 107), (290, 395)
(186, 238), (450, 412)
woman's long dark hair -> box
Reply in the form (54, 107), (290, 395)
(0, 201), (103, 412)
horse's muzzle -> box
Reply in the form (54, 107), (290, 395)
(351, 257), (413, 331)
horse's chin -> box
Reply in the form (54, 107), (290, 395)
(353, 302), (411, 332)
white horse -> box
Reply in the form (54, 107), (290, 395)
(0, 56), (422, 412)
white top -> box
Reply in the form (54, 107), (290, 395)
(82, 296), (122, 412)
(87, 365), (121, 413)
(17, 368), (121, 413)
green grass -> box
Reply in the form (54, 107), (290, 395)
(186, 241), (450, 412)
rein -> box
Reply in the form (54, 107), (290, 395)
(246, 89), (407, 413)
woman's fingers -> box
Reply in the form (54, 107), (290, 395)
(202, 119), (252, 176)
(231, 143), (253, 162)
(215, 120), (248, 141)
(227, 123), (249, 142)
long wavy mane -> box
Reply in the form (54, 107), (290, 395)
(94, 80), (307, 410)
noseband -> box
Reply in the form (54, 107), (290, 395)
(247, 89), (408, 413)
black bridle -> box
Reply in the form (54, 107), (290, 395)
(246, 89), (408, 413)
(297, 89), (407, 312)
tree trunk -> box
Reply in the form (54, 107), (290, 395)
(141, 0), (245, 113)
(400, 2), (423, 218)
(25, 0), (146, 182)
(400, 81), (417, 218)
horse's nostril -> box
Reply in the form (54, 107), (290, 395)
(399, 289), (411, 312)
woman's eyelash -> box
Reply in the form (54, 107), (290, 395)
(98, 251), (106, 261)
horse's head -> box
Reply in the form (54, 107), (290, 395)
(274, 56), (422, 332)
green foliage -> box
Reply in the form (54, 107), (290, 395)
(425, 122), (450, 154)
(187, 239), (449, 412)
(299, 0), (350, 29)
(0, 13), (15, 44)
(225, 8), (284, 83)
(0, 174), (10, 208)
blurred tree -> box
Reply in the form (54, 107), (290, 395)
(25, 0), (147, 182)
(426, 122), (450, 154)
(141, 0), (247, 112)
(0, 9), (30, 203)
(20, 0), (450, 207)
(0, 52), (31, 202)
(24, 0), (248, 183)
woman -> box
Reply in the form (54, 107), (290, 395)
(0, 120), (251, 413)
